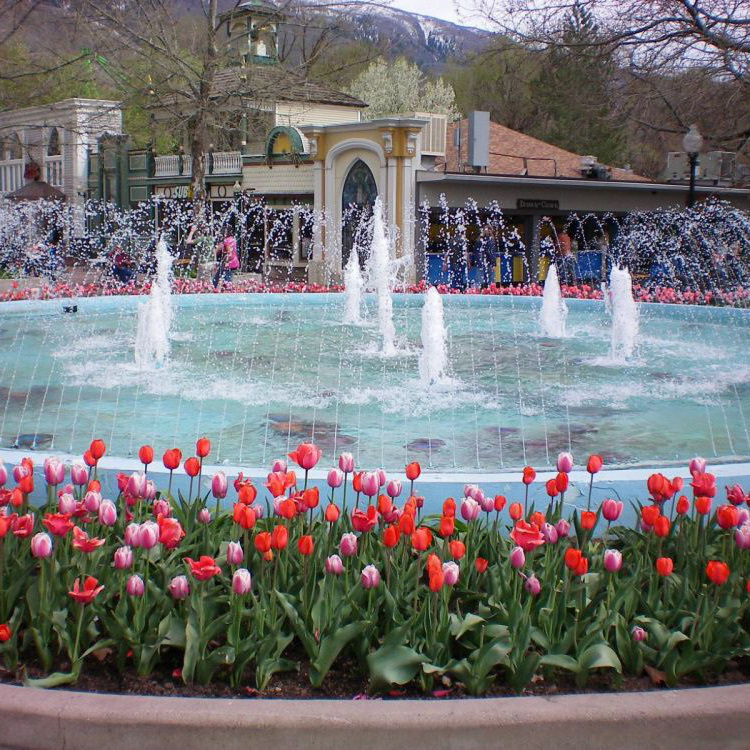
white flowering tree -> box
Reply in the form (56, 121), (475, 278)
(347, 57), (459, 119)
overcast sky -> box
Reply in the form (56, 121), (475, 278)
(388, 0), (466, 25)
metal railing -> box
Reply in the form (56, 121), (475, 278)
(153, 151), (241, 178)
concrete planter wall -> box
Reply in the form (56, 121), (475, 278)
(1, 682), (749, 750)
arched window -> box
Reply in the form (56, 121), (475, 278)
(47, 127), (60, 156)
(2, 132), (23, 161)
(341, 159), (377, 267)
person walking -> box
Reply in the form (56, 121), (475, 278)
(213, 230), (239, 288)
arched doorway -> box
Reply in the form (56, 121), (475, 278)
(341, 158), (377, 268)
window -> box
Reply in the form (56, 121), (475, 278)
(47, 128), (61, 156)
(341, 159), (377, 268)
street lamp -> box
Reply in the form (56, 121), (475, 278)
(682, 124), (703, 209)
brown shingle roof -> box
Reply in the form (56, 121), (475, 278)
(210, 65), (366, 108)
(440, 119), (648, 182)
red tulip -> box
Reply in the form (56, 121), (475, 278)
(254, 531), (271, 554)
(690, 472), (716, 498)
(411, 527), (432, 551)
(653, 515), (670, 538)
(545, 478), (558, 498)
(695, 496), (712, 515)
(716, 505), (739, 529)
(351, 505), (377, 533)
(586, 454), (603, 474)
(163, 449), (182, 471)
(676, 495), (689, 515)
(278, 498), (297, 519)
(405, 462), (421, 481)
(428, 569), (444, 592)
(493, 495), (506, 512)
(157, 516), (185, 549)
(474, 557), (488, 573)
(0, 513), (17, 538)
(655, 557), (673, 577)
(184, 457), (200, 477)
(352, 472), (363, 493)
(647, 473), (673, 503)
(439, 515), (455, 537)
(270, 525), (288, 550)
(42, 512), (74, 537)
(17, 474), (33, 494)
(89, 439), (106, 460)
(640, 505), (660, 527)
(11, 513), (33, 538)
(71, 527), (106, 553)
(508, 502), (523, 521)
(238, 483), (257, 505)
(297, 535), (313, 556)
(264, 472), (288, 498)
(9, 487), (23, 508)
(564, 547), (588, 576)
(449, 540), (465, 559)
(0, 624), (10, 642)
(555, 472), (568, 493)
(706, 560), (729, 586)
(383, 525), (400, 548)
(302, 487), (319, 510)
(580, 511), (596, 531)
(68, 576), (104, 604)
(196, 437), (211, 458)
(522, 466), (536, 485)
(398, 511), (414, 536)
(509, 520), (545, 551)
(184, 556), (221, 581)
(138, 445), (153, 465)
(324, 504), (340, 523)
(287, 442), (322, 471)
(83, 450), (96, 468)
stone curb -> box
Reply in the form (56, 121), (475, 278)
(1, 682), (749, 750)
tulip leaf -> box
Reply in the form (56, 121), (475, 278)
(197, 645), (235, 684)
(182, 610), (199, 683)
(256, 657), (298, 691)
(275, 590), (317, 658)
(309, 621), (367, 688)
(23, 669), (79, 689)
(578, 643), (622, 673)
(367, 644), (425, 692)
(540, 653), (579, 673)
(159, 613), (186, 648)
(449, 612), (485, 639)
(665, 631), (690, 652)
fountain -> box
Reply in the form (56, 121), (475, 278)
(419, 287), (448, 386)
(343, 246), (363, 325)
(367, 198), (396, 355)
(609, 265), (639, 361)
(539, 264), (568, 338)
(134, 238), (173, 369)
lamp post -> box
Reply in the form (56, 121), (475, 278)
(682, 123), (703, 209)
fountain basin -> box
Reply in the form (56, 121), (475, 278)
(0, 292), (748, 473)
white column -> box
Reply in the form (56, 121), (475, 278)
(312, 161), (324, 262)
(386, 157), (397, 230)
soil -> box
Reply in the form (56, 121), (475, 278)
(1, 647), (749, 700)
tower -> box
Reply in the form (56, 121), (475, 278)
(221, 0), (283, 65)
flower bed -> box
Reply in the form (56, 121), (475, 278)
(1, 277), (747, 307)
(0, 440), (749, 697)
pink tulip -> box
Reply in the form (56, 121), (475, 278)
(327, 468), (344, 489)
(541, 522), (558, 545)
(689, 456), (707, 476)
(143, 480), (156, 501)
(127, 472), (148, 498)
(70, 463), (87, 486)
(509, 546), (526, 569)
(360, 472), (380, 497)
(152, 498), (171, 518)
(555, 519), (570, 538)
(737, 508), (750, 527)
(338, 452), (354, 474)
(12, 464), (29, 483)
(137, 520), (159, 549)
(524, 574), (541, 596)
(57, 492), (76, 515)
(124, 522), (140, 546)
(631, 626), (647, 642)
(43, 457), (65, 486)
(271, 458), (287, 473)
(113, 546), (133, 569)
(325, 554), (344, 575)
(603, 549), (622, 573)
(211, 472), (228, 499)
(251, 503), (264, 520)
(557, 452), (574, 473)
(339, 532), (358, 557)
(442, 561), (459, 586)
(360, 564), (381, 589)
(601, 498), (623, 522)
(0, 460), (6, 486)
(727, 484), (745, 506)
(197, 508), (211, 525)
(479, 494), (494, 513)
(232, 568), (252, 595)
(98, 500), (117, 527)
(226, 541), (243, 565)
(168, 575), (189, 600)
(460, 498), (480, 521)
(735, 524), (750, 550)
(84, 490), (101, 513)
(126, 574), (145, 597)
(30, 532), (52, 558)
(377, 469), (387, 487)
(463, 484), (478, 498)
(386, 479), (402, 498)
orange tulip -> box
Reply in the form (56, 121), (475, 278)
(254, 531), (271, 554)
(377, 494), (392, 516)
(297, 535), (313, 556)
(428, 570), (443, 592)
(233, 503), (256, 530)
(425, 552), (441, 575)
(545, 478), (558, 498)
(564, 547), (588, 576)
(439, 515), (455, 538)
(278, 498), (297, 519)
(530, 511), (545, 528)
(383, 525), (400, 548)
(640, 505), (660, 527)
(580, 511), (596, 531)
(449, 540), (465, 560)
(398, 512), (415, 536)
(442, 498), (456, 517)
(238, 483), (257, 505)
(655, 557), (673, 576)
(653, 515), (670, 538)
(695, 496), (712, 515)
(706, 560), (729, 585)
(271, 525), (288, 551)
(411, 527), (432, 551)
(324, 504), (340, 523)
(405, 462), (421, 481)
(509, 502), (523, 521)
(302, 487), (319, 509)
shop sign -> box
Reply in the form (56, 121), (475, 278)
(517, 199), (559, 210)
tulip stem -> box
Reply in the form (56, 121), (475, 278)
(72, 603), (84, 667)
(586, 475), (593, 512)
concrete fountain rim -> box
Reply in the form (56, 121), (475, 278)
(0, 681), (749, 750)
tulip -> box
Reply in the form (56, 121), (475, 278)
(524, 574), (541, 596)
(522, 466), (536, 485)
(601, 498), (622, 522)
(738, 508), (750, 527)
(735, 524), (750, 550)
(30, 532), (52, 558)
(691, 472), (716, 498)
(43, 457), (65, 486)
(706, 560), (730, 586)
(603, 549), (622, 573)
(360, 564), (381, 589)
(474, 557), (488, 573)
(442, 498), (456, 517)
(152, 498), (170, 518)
(89, 439), (106, 461)
(184, 457), (200, 478)
(327, 468), (344, 489)
(162, 448), (182, 471)
(271, 458), (287, 473)
(717, 504), (740, 529)
(493, 495), (506, 512)
(360, 472), (380, 497)
(460, 497), (480, 521)
(0, 461), (6, 487)
(557, 452), (573, 473)
(297, 535), (314, 556)
(338, 453), (354, 474)
(288, 442), (322, 471)
(631, 626), (647, 643)
(270, 525), (288, 550)
(580, 510), (596, 531)
(209, 471), (227, 500)
(0, 513), (18, 540)
(126, 472), (146, 499)
(124, 522), (140, 546)
(126, 574), (145, 597)
(509, 546), (525, 569)
(545, 478), (558, 498)
(541, 522), (558, 544)
(383, 524), (400, 548)
(586, 454), (603, 474)
(509, 502), (523, 521)
(42, 513), (73, 537)
(689, 456), (707, 476)
(138, 445), (153, 466)
(442, 561), (459, 586)
(439, 515), (455, 537)
(137, 520), (160, 550)
(324, 504), (340, 523)
(411, 527), (432, 551)
(564, 547), (588, 576)
(184, 555), (221, 581)
(386, 479), (403, 498)
(325, 554), (344, 575)
(57, 492), (76, 515)
(339, 532), (358, 557)
(676, 495), (690, 515)
(405, 462), (421, 481)
(11, 513), (33, 539)
(168, 575), (190, 600)
(226, 541), (243, 566)
(727, 484), (745, 506)
(70, 463), (87, 486)
(695, 496), (712, 515)
(68, 576), (104, 604)
(113, 546), (134, 569)
(232, 568), (252, 595)
(655, 557), (673, 577)
(302, 487), (319, 510)
(254, 532), (271, 555)
(0, 624), (9, 643)
(196, 437), (211, 458)
(197, 508), (211, 525)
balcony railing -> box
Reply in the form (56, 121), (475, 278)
(45, 156), (63, 187)
(0, 160), (24, 194)
(153, 151), (241, 178)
